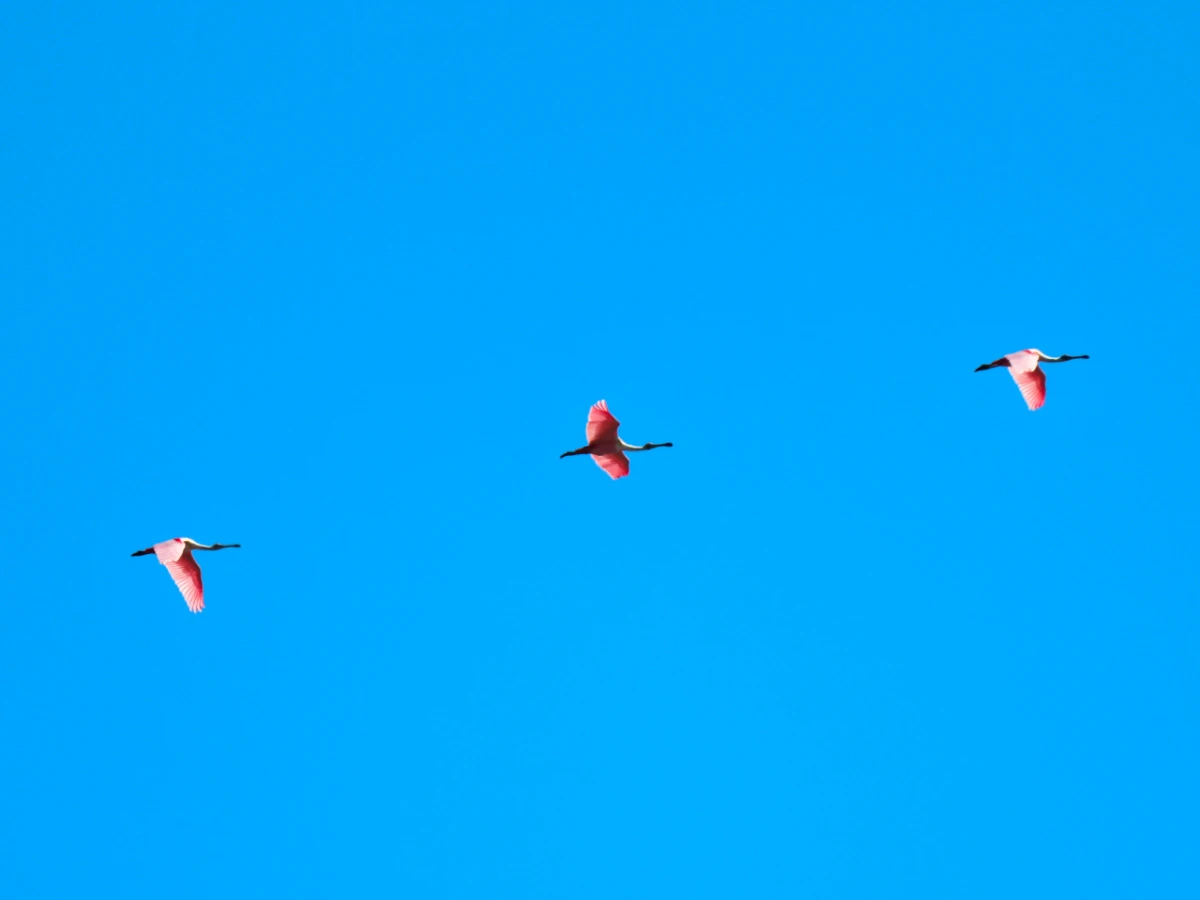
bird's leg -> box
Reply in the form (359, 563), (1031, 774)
(974, 357), (1012, 372)
(560, 446), (591, 459)
(131, 547), (155, 557)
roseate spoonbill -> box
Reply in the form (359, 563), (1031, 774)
(131, 538), (240, 613)
(975, 349), (1089, 410)
(560, 400), (673, 479)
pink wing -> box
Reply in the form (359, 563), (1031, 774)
(155, 545), (204, 612)
(1009, 365), (1046, 410)
(592, 451), (630, 480)
(586, 400), (620, 444)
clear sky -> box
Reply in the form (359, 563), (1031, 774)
(2, 2), (1198, 897)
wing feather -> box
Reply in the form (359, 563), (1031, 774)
(164, 553), (205, 612)
(586, 400), (620, 444)
(1009, 365), (1046, 410)
(592, 451), (630, 480)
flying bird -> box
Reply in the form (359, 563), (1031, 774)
(132, 538), (241, 613)
(560, 400), (673, 479)
(975, 349), (1089, 410)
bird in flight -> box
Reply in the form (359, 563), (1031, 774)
(975, 349), (1089, 410)
(560, 400), (673, 479)
(132, 538), (241, 613)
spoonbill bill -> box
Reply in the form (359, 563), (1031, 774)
(132, 538), (240, 613)
(975, 349), (1089, 410)
(560, 400), (673, 479)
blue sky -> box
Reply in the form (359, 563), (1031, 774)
(2, 2), (1198, 897)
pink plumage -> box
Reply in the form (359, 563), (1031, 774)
(1010, 367), (1047, 410)
(153, 537), (186, 564)
(593, 451), (630, 479)
(975, 348), (1089, 411)
(149, 539), (204, 612)
(560, 399), (673, 480)
(586, 400), (620, 444)
(161, 548), (205, 612)
(132, 537), (240, 613)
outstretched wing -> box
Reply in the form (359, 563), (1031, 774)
(592, 451), (630, 480)
(1009, 365), (1046, 411)
(158, 548), (204, 612)
(586, 400), (620, 444)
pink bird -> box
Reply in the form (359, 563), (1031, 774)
(975, 349), (1089, 410)
(131, 538), (241, 613)
(560, 400), (673, 479)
